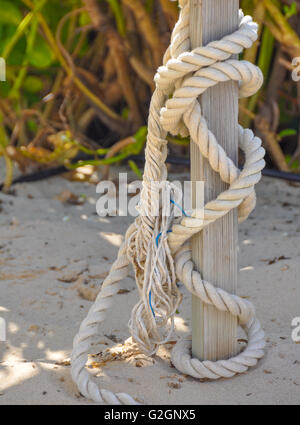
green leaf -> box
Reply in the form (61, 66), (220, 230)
(106, 0), (126, 37)
(27, 119), (38, 132)
(285, 154), (299, 170)
(23, 75), (44, 93)
(279, 129), (297, 139)
(2, 35), (27, 65)
(0, 1), (22, 26)
(25, 92), (40, 107)
(128, 160), (142, 178)
(121, 106), (129, 119)
(0, 25), (18, 55)
(134, 126), (148, 144)
(283, 2), (297, 19)
(27, 38), (54, 68)
(79, 11), (91, 26)
(42, 1), (70, 31)
(0, 81), (11, 98)
(0, 111), (8, 149)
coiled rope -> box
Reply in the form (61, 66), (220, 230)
(71, 0), (266, 405)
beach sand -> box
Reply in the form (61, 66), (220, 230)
(0, 168), (299, 405)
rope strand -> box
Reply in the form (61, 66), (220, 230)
(71, 1), (266, 404)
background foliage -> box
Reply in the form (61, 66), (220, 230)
(0, 0), (300, 192)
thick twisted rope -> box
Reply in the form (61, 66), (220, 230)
(71, 0), (266, 405)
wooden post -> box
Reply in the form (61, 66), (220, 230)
(190, 0), (239, 361)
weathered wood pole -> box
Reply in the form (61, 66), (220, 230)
(190, 0), (239, 361)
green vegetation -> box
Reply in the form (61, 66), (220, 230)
(0, 0), (299, 191)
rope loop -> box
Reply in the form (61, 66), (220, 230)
(71, 1), (266, 404)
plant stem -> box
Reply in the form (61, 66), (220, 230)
(106, 0), (126, 37)
(10, 16), (39, 98)
(264, 0), (300, 56)
(21, 0), (122, 122)
(3, 153), (13, 193)
(0, 112), (13, 192)
(2, 12), (34, 60)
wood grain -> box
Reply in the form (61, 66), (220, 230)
(190, 0), (239, 361)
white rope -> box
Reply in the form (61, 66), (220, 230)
(71, 0), (266, 405)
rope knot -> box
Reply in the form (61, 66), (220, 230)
(156, 13), (263, 137)
(71, 3), (266, 405)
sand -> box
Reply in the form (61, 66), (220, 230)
(0, 166), (299, 405)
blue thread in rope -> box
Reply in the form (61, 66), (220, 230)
(150, 200), (190, 318)
(170, 199), (190, 217)
(149, 290), (156, 318)
(155, 229), (172, 248)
